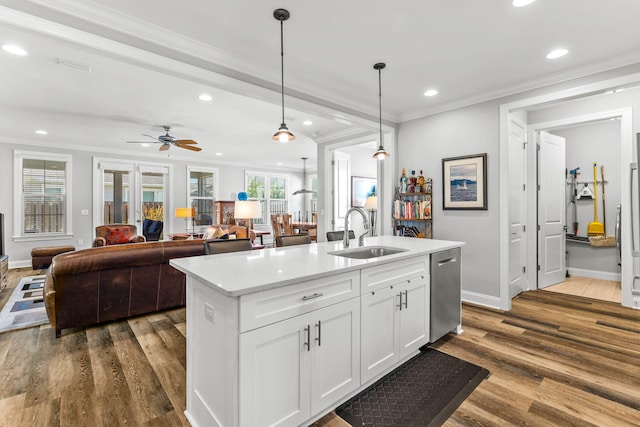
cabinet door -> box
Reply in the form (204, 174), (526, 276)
(398, 277), (429, 358)
(239, 314), (311, 427)
(360, 285), (399, 383)
(310, 298), (360, 413)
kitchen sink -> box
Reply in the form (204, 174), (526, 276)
(329, 246), (408, 259)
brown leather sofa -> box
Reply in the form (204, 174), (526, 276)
(44, 239), (205, 338)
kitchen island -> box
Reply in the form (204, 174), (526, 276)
(171, 235), (465, 427)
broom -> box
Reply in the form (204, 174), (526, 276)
(587, 162), (605, 236)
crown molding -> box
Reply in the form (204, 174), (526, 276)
(399, 50), (640, 122)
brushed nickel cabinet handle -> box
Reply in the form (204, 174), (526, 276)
(304, 325), (311, 351)
(302, 292), (323, 301)
(315, 320), (322, 347)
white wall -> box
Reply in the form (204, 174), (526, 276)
(0, 140), (304, 267)
(398, 101), (501, 298)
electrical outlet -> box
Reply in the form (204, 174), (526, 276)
(204, 303), (214, 323)
(78, 239), (83, 246)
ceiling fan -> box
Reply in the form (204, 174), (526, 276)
(127, 125), (202, 152)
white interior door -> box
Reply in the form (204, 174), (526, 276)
(508, 118), (528, 297)
(538, 131), (567, 288)
(332, 151), (350, 231)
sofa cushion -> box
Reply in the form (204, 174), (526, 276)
(105, 226), (131, 245)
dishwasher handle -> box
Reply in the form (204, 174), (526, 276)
(437, 257), (457, 267)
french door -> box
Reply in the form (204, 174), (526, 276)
(94, 158), (171, 233)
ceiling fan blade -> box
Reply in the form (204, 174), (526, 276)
(175, 139), (198, 145)
(159, 144), (171, 151)
(176, 142), (202, 151)
(142, 133), (162, 143)
(127, 141), (154, 144)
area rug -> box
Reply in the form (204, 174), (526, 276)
(336, 348), (490, 427)
(0, 275), (49, 333)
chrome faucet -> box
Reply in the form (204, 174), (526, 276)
(344, 207), (370, 247)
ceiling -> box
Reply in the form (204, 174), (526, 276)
(1, 0), (640, 169)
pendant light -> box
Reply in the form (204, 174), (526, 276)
(292, 157), (316, 195)
(372, 62), (390, 160)
(273, 9), (295, 143)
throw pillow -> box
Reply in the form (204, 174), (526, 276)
(212, 227), (229, 239)
(105, 226), (131, 245)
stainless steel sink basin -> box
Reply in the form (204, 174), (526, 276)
(329, 246), (408, 259)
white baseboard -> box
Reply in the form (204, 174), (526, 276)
(567, 267), (621, 282)
(462, 290), (502, 310)
(8, 259), (32, 270)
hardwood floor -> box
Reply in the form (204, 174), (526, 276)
(543, 275), (621, 303)
(1, 269), (639, 426)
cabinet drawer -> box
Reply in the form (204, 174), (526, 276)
(361, 256), (428, 294)
(240, 271), (360, 332)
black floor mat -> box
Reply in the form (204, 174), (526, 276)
(336, 348), (489, 427)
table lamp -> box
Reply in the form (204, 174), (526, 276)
(234, 199), (260, 237)
(175, 207), (195, 234)
(364, 195), (378, 237)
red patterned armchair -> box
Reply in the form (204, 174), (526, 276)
(93, 224), (146, 247)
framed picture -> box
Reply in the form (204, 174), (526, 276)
(351, 176), (377, 208)
(442, 153), (487, 210)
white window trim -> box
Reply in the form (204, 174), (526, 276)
(186, 165), (219, 203)
(93, 156), (173, 233)
(187, 165), (219, 229)
(245, 170), (290, 223)
(13, 150), (73, 242)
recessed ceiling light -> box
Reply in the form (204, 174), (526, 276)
(199, 94), (213, 102)
(215, 152), (223, 156)
(424, 89), (438, 97)
(2, 44), (28, 56)
(303, 120), (313, 126)
(277, 162), (283, 166)
(546, 48), (568, 59)
(35, 130), (48, 135)
(513, 0), (536, 7)
(141, 143), (150, 147)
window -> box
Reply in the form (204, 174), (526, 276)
(246, 172), (289, 224)
(188, 166), (218, 226)
(15, 151), (72, 239)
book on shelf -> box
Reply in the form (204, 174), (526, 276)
(393, 196), (432, 220)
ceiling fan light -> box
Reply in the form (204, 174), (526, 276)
(273, 124), (295, 142)
(373, 145), (390, 160)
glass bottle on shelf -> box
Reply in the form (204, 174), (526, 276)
(400, 168), (408, 193)
(409, 170), (417, 193)
(418, 170), (425, 193)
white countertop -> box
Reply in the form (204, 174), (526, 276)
(170, 235), (465, 297)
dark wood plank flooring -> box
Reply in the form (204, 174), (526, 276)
(1, 269), (639, 426)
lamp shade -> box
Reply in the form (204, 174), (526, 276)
(175, 207), (195, 218)
(364, 195), (378, 210)
(234, 200), (260, 219)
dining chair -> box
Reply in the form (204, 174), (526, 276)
(271, 214), (283, 236)
(275, 234), (311, 247)
(203, 238), (252, 254)
(282, 214), (294, 235)
(326, 230), (355, 241)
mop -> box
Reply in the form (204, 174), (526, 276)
(587, 162), (604, 236)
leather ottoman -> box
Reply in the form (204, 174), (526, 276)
(31, 245), (76, 270)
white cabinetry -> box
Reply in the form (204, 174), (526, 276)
(239, 297), (360, 427)
(360, 257), (429, 383)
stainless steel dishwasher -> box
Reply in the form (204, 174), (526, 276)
(430, 247), (461, 342)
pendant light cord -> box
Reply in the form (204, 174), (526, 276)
(378, 67), (383, 147)
(280, 18), (285, 124)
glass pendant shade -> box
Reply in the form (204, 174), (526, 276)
(373, 145), (390, 160)
(273, 123), (295, 142)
